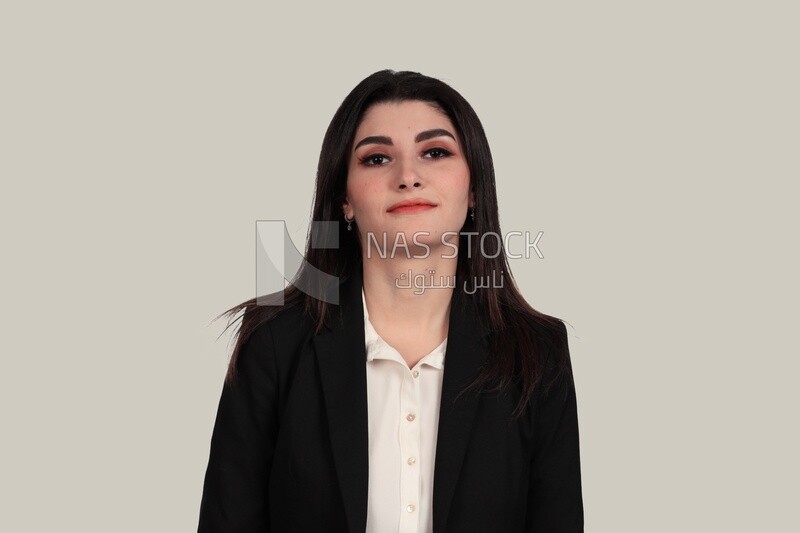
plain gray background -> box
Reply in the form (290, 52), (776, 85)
(1, 2), (797, 531)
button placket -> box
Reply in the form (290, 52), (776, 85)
(399, 364), (421, 532)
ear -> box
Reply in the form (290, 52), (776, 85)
(342, 198), (353, 219)
(469, 188), (476, 209)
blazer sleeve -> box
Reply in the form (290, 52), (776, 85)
(198, 320), (279, 532)
(525, 321), (585, 532)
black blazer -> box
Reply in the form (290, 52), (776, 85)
(198, 266), (584, 532)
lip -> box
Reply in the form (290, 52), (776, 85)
(387, 198), (437, 214)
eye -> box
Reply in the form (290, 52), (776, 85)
(424, 147), (453, 159)
(358, 153), (391, 166)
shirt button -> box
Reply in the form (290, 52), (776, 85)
(412, 370), (419, 378)
(406, 504), (416, 513)
(406, 413), (416, 422)
(407, 457), (416, 465)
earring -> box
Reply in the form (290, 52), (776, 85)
(345, 213), (354, 231)
(470, 207), (475, 221)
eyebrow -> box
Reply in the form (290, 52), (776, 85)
(352, 128), (456, 152)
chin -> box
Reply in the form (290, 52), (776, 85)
(361, 227), (447, 260)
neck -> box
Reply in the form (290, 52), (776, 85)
(360, 249), (457, 334)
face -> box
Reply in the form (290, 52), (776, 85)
(343, 100), (474, 257)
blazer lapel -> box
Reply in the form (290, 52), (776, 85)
(312, 265), (491, 533)
(313, 266), (370, 533)
(432, 288), (491, 533)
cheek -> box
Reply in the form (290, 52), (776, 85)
(446, 163), (471, 199)
(346, 176), (382, 210)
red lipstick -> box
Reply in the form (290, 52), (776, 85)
(387, 198), (437, 214)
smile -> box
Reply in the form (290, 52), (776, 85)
(387, 198), (438, 214)
(388, 204), (436, 214)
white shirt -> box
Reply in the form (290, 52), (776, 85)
(363, 288), (448, 533)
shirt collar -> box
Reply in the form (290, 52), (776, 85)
(362, 287), (446, 370)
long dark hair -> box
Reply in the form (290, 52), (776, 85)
(216, 69), (571, 419)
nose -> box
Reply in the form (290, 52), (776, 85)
(395, 158), (422, 190)
(399, 180), (420, 190)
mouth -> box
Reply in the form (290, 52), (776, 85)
(387, 199), (437, 214)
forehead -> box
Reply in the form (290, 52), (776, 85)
(355, 100), (455, 135)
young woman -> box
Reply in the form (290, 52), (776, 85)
(198, 69), (584, 532)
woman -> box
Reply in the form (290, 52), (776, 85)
(198, 69), (584, 532)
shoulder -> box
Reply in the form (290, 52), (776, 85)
(514, 311), (573, 394)
(533, 315), (574, 401)
(243, 301), (316, 349)
(512, 310), (568, 358)
(540, 315), (569, 358)
(232, 300), (317, 377)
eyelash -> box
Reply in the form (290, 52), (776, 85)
(357, 148), (453, 167)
